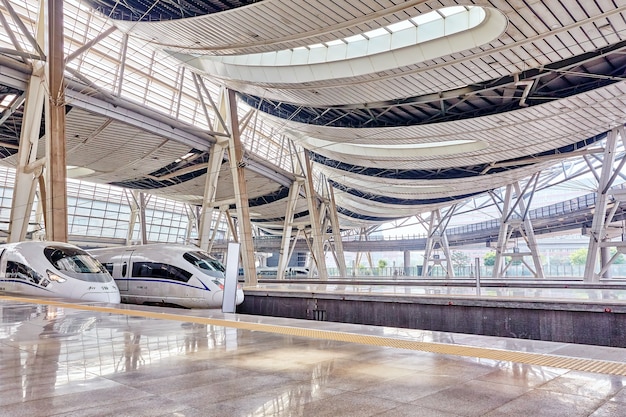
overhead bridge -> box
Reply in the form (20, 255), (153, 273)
(212, 189), (626, 252)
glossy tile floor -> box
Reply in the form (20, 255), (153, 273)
(2, 296), (626, 417)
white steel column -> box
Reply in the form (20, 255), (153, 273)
(327, 182), (347, 277)
(198, 138), (227, 251)
(124, 190), (148, 244)
(491, 175), (544, 278)
(8, 71), (46, 242)
(513, 181), (544, 278)
(354, 227), (375, 274)
(420, 208), (455, 278)
(225, 88), (256, 285)
(184, 204), (199, 245)
(301, 149), (328, 280)
(585, 126), (624, 281)
(124, 189), (139, 244)
(138, 192), (148, 244)
(45, 0), (68, 242)
(8, 1), (47, 242)
(277, 179), (303, 280)
(492, 186), (512, 277)
(194, 78), (230, 252)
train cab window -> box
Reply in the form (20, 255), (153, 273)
(6, 261), (43, 285)
(44, 246), (110, 282)
(102, 262), (114, 275)
(183, 251), (225, 273)
(132, 262), (192, 282)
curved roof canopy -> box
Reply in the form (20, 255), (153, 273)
(1, 0), (626, 232)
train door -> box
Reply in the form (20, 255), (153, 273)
(0, 248), (6, 292)
(116, 250), (134, 292)
(0, 248), (6, 278)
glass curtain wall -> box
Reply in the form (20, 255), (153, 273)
(0, 165), (227, 245)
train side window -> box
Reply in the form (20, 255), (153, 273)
(132, 262), (192, 282)
(6, 261), (42, 285)
(122, 262), (127, 277)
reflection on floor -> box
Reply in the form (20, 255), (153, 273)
(1, 295), (626, 416)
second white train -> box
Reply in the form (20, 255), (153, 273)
(90, 244), (243, 309)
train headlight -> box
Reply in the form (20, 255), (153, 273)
(46, 269), (66, 283)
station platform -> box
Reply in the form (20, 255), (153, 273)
(239, 282), (626, 348)
(1, 295), (626, 416)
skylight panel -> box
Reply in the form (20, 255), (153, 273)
(345, 34), (366, 43)
(363, 27), (388, 39)
(199, 5), (502, 86)
(411, 11), (441, 26)
(387, 20), (415, 32)
(325, 39), (345, 46)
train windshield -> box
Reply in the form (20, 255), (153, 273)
(44, 246), (111, 282)
(183, 251), (226, 273)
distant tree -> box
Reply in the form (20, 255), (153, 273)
(483, 251), (496, 266)
(569, 248), (588, 266)
(451, 251), (470, 272)
(377, 259), (388, 269)
(610, 248), (626, 264)
(509, 255), (522, 266)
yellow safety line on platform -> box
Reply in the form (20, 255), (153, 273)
(4, 295), (626, 376)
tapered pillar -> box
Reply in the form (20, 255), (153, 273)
(585, 126), (625, 281)
(226, 88), (256, 285)
(46, 0), (68, 242)
(277, 180), (303, 279)
(198, 138), (227, 251)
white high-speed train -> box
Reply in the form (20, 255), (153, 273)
(89, 244), (244, 309)
(0, 241), (121, 303)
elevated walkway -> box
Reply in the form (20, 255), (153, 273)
(212, 189), (626, 252)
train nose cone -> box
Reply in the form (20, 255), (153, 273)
(107, 291), (121, 303)
(81, 291), (120, 303)
(212, 290), (225, 306)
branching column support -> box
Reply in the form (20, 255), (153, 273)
(354, 227), (374, 273)
(300, 149), (328, 280)
(138, 192), (148, 244)
(124, 190), (149, 244)
(513, 181), (544, 277)
(198, 138), (227, 251)
(8, 70), (45, 242)
(491, 174), (544, 278)
(277, 179), (303, 280)
(184, 204), (199, 245)
(8, 1), (47, 242)
(327, 182), (347, 277)
(194, 76), (230, 252)
(124, 190), (139, 245)
(420, 207), (455, 278)
(584, 126), (625, 281)
(225, 88), (256, 285)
